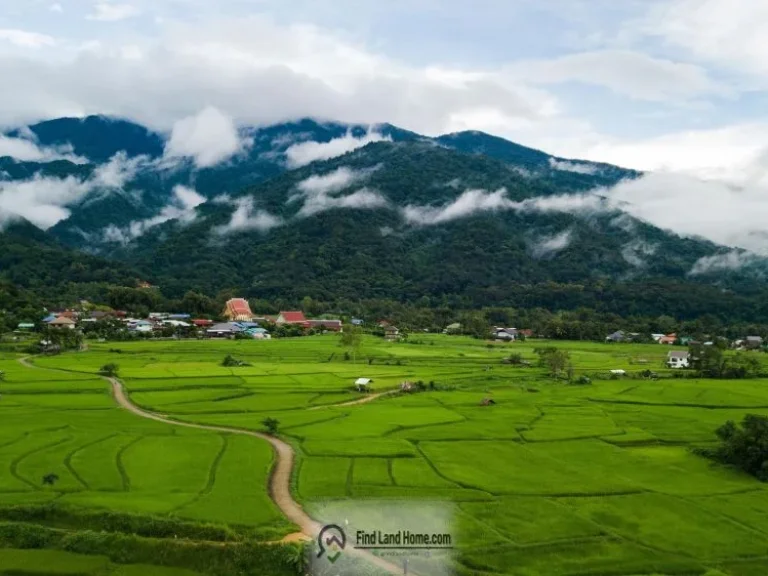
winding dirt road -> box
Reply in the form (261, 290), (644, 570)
(17, 356), (408, 574)
(308, 390), (398, 410)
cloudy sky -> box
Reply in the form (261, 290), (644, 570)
(0, 0), (766, 178)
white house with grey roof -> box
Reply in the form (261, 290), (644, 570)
(667, 350), (690, 369)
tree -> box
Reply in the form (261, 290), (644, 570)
(262, 417), (280, 435)
(702, 414), (768, 481)
(99, 363), (119, 377)
(689, 343), (724, 377)
(42, 473), (59, 486)
(339, 323), (363, 363)
(690, 344), (760, 379)
(222, 355), (251, 367)
(534, 347), (570, 378)
(0, 370), (5, 381)
(655, 314), (677, 335)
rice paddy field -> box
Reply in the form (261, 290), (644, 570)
(2, 335), (768, 575)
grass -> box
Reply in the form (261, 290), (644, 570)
(4, 336), (768, 575)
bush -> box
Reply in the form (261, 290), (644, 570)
(262, 417), (280, 435)
(0, 511), (299, 576)
(221, 355), (251, 367)
(699, 414), (768, 481)
(99, 363), (119, 377)
(574, 375), (592, 386)
(0, 504), (244, 542)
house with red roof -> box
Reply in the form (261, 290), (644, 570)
(309, 319), (343, 332)
(276, 311), (309, 327)
(222, 298), (254, 322)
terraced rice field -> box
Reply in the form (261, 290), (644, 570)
(3, 336), (768, 575)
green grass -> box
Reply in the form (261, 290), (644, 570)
(302, 439), (417, 457)
(5, 335), (768, 575)
(297, 457), (350, 499)
(173, 434), (287, 530)
(0, 549), (203, 575)
(120, 434), (222, 494)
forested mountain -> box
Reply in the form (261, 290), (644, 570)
(0, 221), (141, 304)
(8, 116), (165, 161)
(1, 114), (766, 324)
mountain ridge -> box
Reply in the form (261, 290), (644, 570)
(1, 114), (765, 324)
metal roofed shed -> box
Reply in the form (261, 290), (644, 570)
(355, 377), (373, 391)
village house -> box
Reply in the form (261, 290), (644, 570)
(493, 327), (518, 341)
(222, 298), (255, 322)
(605, 330), (626, 343)
(384, 326), (401, 341)
(48, 317), (76, 330)
(658, 333), (677, 345)
(444, 322), (462, 334)
(651, 333), (665, 343)
(309, 319), (343, 332)
(206, 322), (244, 338)
(245, 327), (271, 340)
(746, 336), (763, 350)
(192, 319), (214, 328)
(355, 377), (373, 391)
(129, 320), (154, 333)
(162, 320), (191, 328)
(667, 350), (690, 369)
(276, 311), (310, 327)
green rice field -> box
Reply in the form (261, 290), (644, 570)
(2, 335), (768, 575)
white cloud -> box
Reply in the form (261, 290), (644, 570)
(284, 130), (391, 168)
(600, 171), (768, 253)
(50, 3), (63, 12)
(621, 240), (657, 267)
(90, 151), (145, 187)
(0, 16), (550, 141)
(521, 193), (608, 213)
(581, 123), (768, 177)
(530, 230), (573, 258)
(0, 176), (89, 229)
(164, 107), (246, 169)
(0, 29), (55, 49)
(402, 188), (611, 226)
(0, 134), (86, 164)
(87, 3), (141, 22)
(0, 152), (142, 229)
(103, 184), (205, 243)
(292, 166), (385, 216)
(505, 50), (726, 102)
(403, 188), (514, 225)
(689, 250), (759, 275)
(640, 0), (768, 80)
(213, 197), (281, 235)
(298, 186), (387, 217)
(548, 157), (598, 175)
(295, 166), (367, 195)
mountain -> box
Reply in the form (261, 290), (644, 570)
(2, 114), (766, 323)
(8, 116), (165, 162)
(0, 221), (141, 307)
(31, 117), (420, 248)
(120, 140), (739, 319)
(436, 131), (639, 189)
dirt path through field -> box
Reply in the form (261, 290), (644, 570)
(16, 355), (409, 574)
(309, 390), (398, 410)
